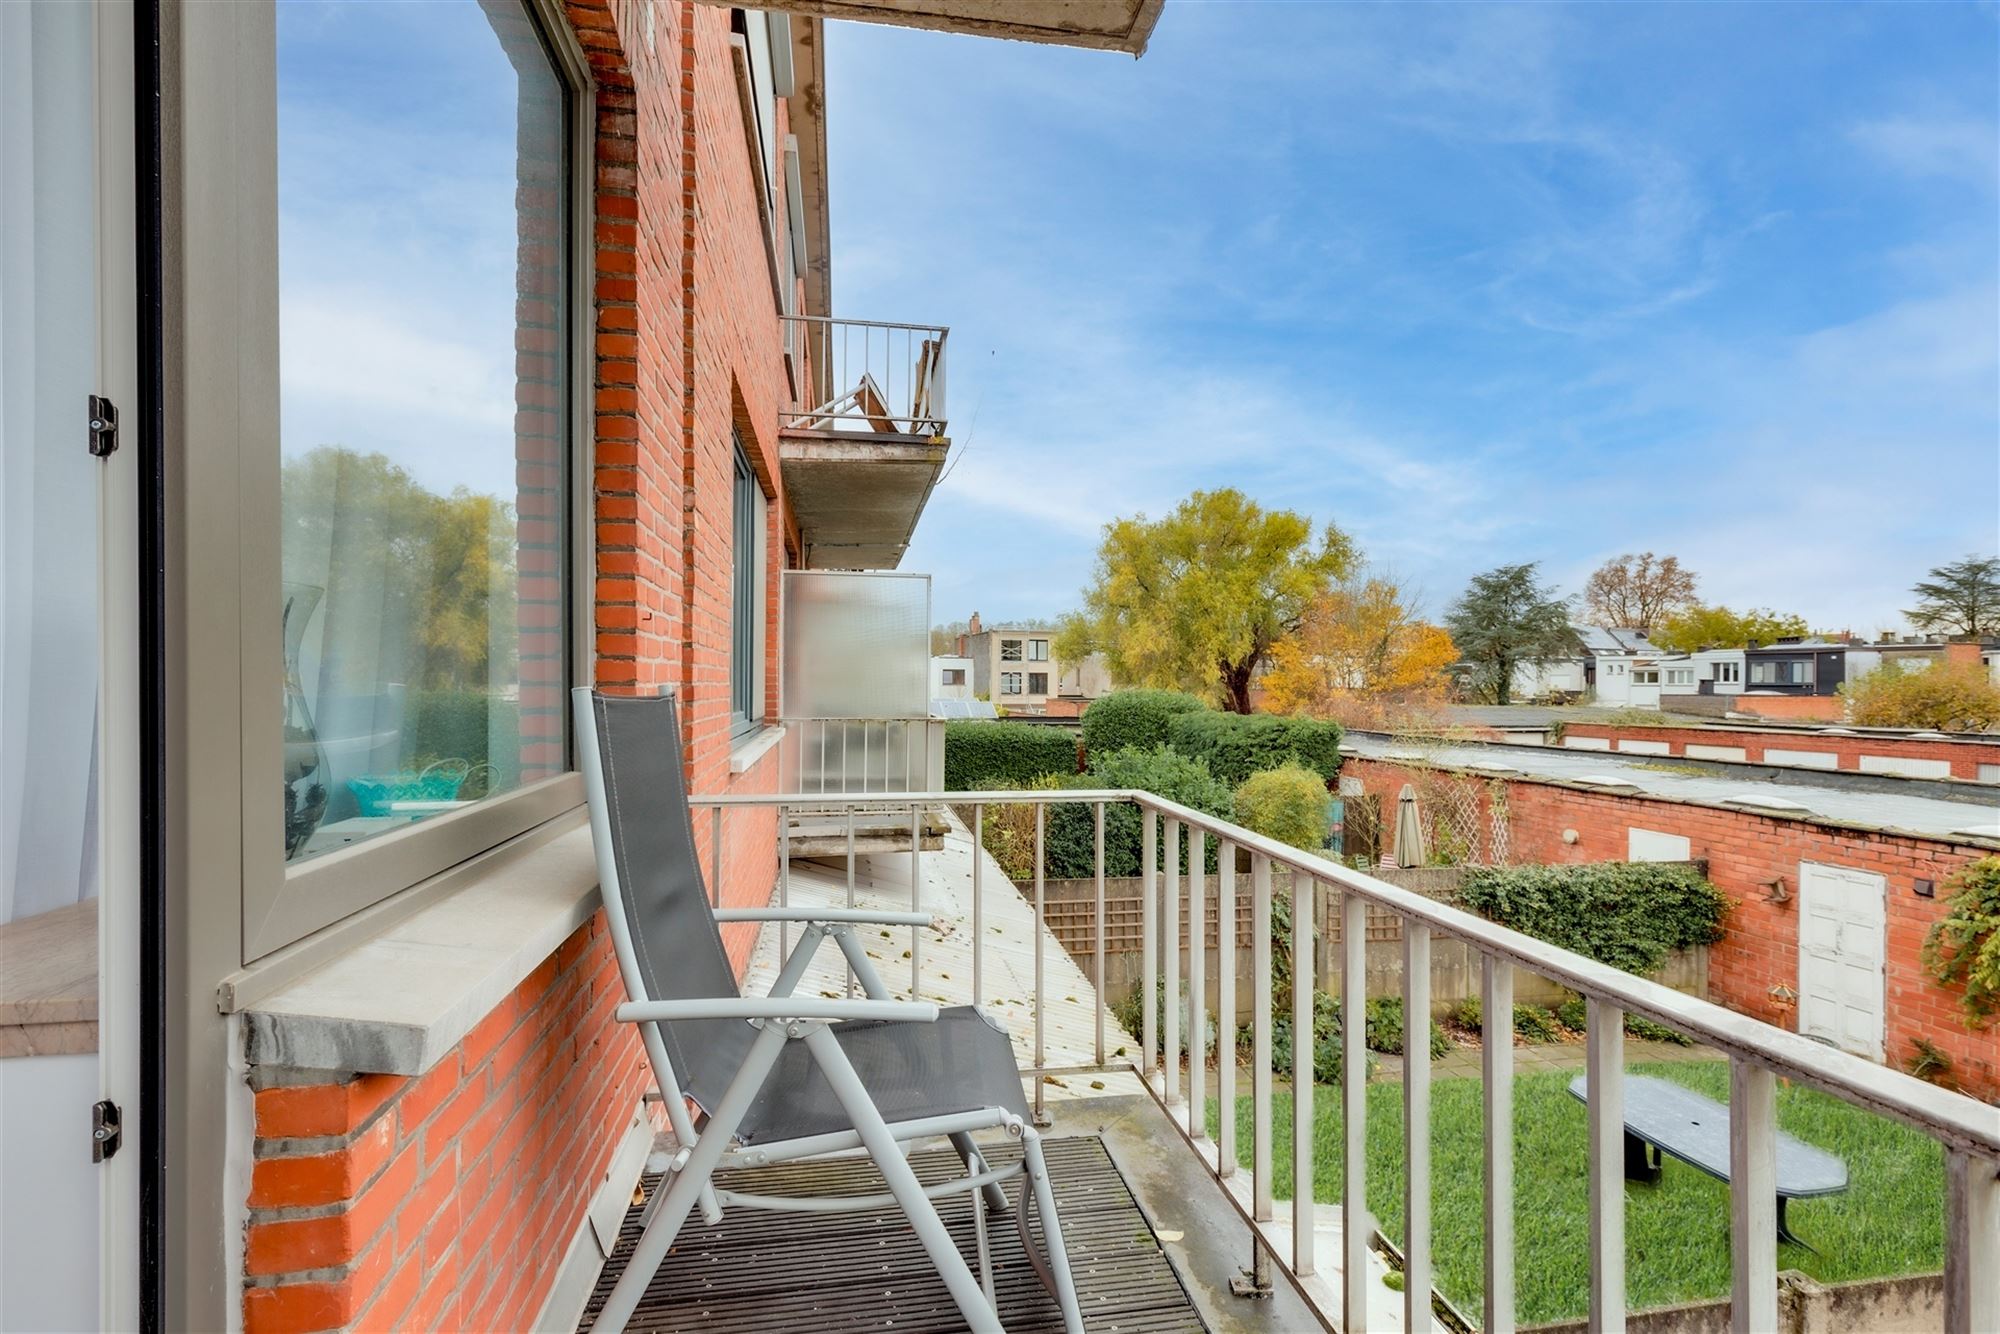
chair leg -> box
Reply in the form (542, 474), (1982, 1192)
(1022, 1129), (1084, 1334)
(950, 1130), (1010, 1215)
(803, 1026), (1004, 1333)
(958, 1138), (998, 1309)
(592, 1023), (788, 1333)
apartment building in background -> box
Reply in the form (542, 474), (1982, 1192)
(958, 612), (1114, 717)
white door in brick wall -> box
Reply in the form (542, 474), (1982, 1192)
(1797, 862), (1886, 1060)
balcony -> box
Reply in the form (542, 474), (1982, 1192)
(591, 788), (2000, 1332)
(780, 316), (949, 569)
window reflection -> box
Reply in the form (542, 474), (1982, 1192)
(277, 0), (568, 861)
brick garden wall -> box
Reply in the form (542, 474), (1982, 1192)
(242, 919), (654, 1332)
(1559, 722), (2000, 781)
(1342, 756), (1998, 1100)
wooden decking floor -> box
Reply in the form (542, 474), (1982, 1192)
(578, 1136), (1206, 1333)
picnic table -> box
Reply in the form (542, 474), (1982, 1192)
(1567, 1074), (1848, 1249)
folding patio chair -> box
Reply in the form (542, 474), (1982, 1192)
(574, 688), (1084, 1334)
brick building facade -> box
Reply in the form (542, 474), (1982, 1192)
(1342, 756), (1998, 1102)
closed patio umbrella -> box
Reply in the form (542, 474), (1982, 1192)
(1393, 783), (1426, 868)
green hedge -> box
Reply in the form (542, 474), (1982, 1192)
(943, 720), (1077, 790)
(1080, 689), (1208, 758)
(1233, 762), (1332, 851)
(1458, 862), (1728, 976)
(1165, 711), (1342, 787)
(1039, 745), (1233, 878)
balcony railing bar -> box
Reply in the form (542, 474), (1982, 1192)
(693, 786), (2000, 1334)
(780, 316), (948, 435)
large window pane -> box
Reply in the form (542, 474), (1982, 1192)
(277, 1), (569, 863)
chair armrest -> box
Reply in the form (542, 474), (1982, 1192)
(617, 997), (940, 1024)
(711, 907), (936, 928)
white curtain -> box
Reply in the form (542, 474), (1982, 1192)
(0, 1), (102, 925)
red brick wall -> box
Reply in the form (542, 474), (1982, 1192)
(1343, 757), (1998, 1100)
(1561, 722), (2000, 780)
(242, 918), (655, 1333)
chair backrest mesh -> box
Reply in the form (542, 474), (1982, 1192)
(586, 691), (753, 1112)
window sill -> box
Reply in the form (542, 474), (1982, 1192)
(729, 723), (786, 775)
(239, 817), (601, 1076)
(0, 900), (97, 1058)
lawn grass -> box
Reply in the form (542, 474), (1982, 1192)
(1206, 1061), (1944, 1325)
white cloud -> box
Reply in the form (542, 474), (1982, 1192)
(1851, 115), (2000, 190)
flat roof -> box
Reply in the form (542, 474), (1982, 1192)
(1341, 733), (2000, 845)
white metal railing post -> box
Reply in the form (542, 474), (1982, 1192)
(1141, 808), (1158, 1078)
(1093, 802), (1107, 1067)
(910, 804), (923, 993)
(1341, 890), (1367, 1331)
(971, 804), (985, 1003)
(778, 803), (791, 958)
(1251, 853), (1274, 1222)
(1217, 841), (1237, 1177)
(1944, 1149), (2000, 1333)
(1728, 1058), (1777, 1334)
(1188, 831), (1206, 1141)
(1482, 954), (1516, 1334)
(1404, 919), (1433, 1332)
(1291, 872), (1316, 1277)
(1587, 998), (1627, 1333)
(1034, 802), (1047, 1124)
(844, 809), (857, 998)
(1164, 818), (1182, 1107)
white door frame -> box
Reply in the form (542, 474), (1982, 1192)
(93, 3), (143, 1327)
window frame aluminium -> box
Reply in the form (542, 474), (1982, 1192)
(177, 0), (597, 966)
(1028, 672), (1049, 695)
(1000, 638), (1023, 662)
(731, 432), (770, 739)
(1000, 673), (1024, 695)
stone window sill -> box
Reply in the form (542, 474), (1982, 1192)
(239, 819), (602, 1077)
(729, 722), (786, 775)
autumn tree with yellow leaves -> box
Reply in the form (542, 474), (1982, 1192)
(1260, 577), (1457, 718)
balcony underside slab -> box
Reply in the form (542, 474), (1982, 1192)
(694, 0), (1164, 56)
(779, 428), (949, 570)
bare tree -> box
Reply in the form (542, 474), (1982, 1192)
(1582, 552), (1698, 632)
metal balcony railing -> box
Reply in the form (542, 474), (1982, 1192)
(688, 787), (2000, 1333)
(781, 316), (947, 436)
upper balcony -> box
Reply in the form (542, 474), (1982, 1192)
(780, 316), (949, 569)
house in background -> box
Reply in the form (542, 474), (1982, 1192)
(930, 654), (973, 701)
(958, 612), (1114, 716)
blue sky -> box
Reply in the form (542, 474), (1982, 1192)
(827, 2), (2000, 633)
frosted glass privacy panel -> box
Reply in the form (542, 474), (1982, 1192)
(781, 572), (930, 719)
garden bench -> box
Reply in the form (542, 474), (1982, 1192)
(1567, 1073), (1849, 1249)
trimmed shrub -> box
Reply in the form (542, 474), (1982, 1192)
(1458, 861), (1728, 976)
(1080, 689), (1208, 758)
(943, 720), (1077, 790)
(1233, 762), (1333, 852)
(1363, 995), (1452, 1058)
(1165, 711), (1342, 787)
(1042, 745), (1233, 878)
(1513, 1004), (1558, 1043)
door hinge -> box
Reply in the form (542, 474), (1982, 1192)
(88, 394), (119, 458)
(92, 1099), (122, 1163)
